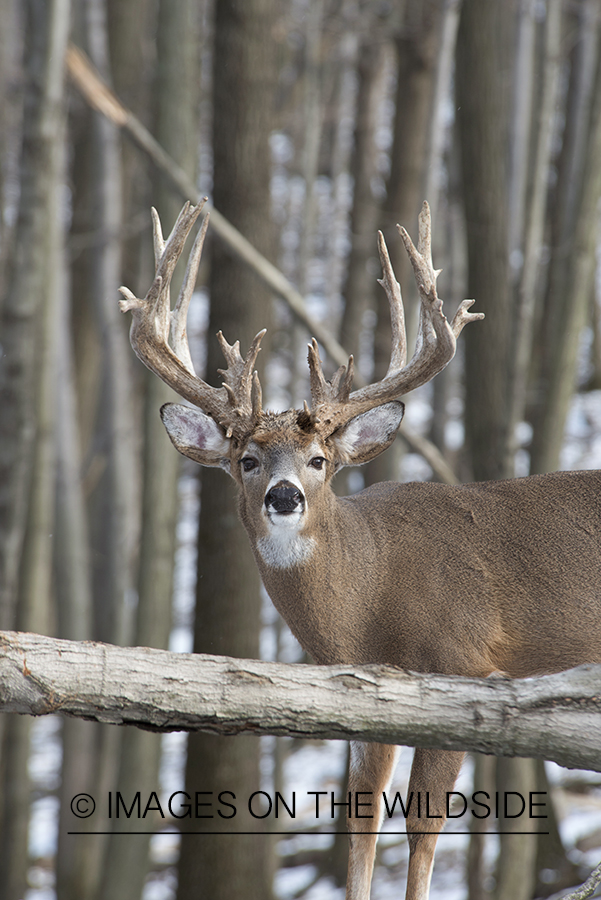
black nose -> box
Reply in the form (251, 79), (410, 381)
(265, 481), (304, 513)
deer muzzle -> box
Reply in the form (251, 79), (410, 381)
(264, 481), (304, 515)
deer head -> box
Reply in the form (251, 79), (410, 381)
(119, 200), (482, 570)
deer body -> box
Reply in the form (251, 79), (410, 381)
(120, 200), (601, 900)
(248, 469), (601, 676)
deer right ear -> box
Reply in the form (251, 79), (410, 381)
(160, 403), (232, 471)
(330, 401), (405, 466)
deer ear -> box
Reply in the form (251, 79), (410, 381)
(330, 401), (404, 466)
(160, 403), (232, 472)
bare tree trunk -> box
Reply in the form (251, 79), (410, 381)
(289, 0), (325, 412)
(466, 754), (494, 900)
(379, 0), (445, 336)
(495, 756), (537, 900)
(455, 0), (513, 482)
(0, 1), (71, 897)
(59, 3), (138, 896)
(175, 2), (277, 899)
(84, 0), (137, 650)
(54, 187), (96, 900)
(423, 0), (462, 461)
(422, 0), (462, 224)
(507, 0), (536, 279)
(336, 26), (390, 498)
(99, 3), (200, 898)
(339, 35), (389, 364)
(530, 2), (601, 474)
(367, 0), (444, 486)
(455, 2), (543, 896)
(507, 0), (562, 442)
(0, 0), (22, 306)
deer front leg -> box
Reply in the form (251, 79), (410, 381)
(405, 748), (465, 900)
(345, 741), (400, 900)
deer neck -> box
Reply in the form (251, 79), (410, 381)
(239, 488), (380, 663)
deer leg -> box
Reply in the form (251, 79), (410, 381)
(404, 748), (465, 900)
(345, 741), (400, 900)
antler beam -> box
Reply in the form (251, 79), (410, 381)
(119, 201), (265, 441)
(307, 202), (483, 435)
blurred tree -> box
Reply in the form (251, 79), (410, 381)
(530, 0), (601, 475)
(56, 1), (142, 896)
(457, 1), (597, 897)
(368, 0), (446, 486)
(0, 1), (71, 897)
(456, 2), (539, 897)
(339, 19), (390, 365)
(98, 2), (200, 900)
(175, 1), (278, 899)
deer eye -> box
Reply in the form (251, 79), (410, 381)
(241, 457), (258, 472)
(309, 456), (326, 470)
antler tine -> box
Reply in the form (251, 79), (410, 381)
(121, 201), (269, 440)
(305, 201), (483, 437)
(171, 209), (210, 376)
(151, 206), (166, 262)
(216, 329), (266, 435)
(397, 202), (441, 304)
(307, 339), (329, 407)
(251, 370), (263, 420)
(306, 339), (354, 427)
(120, 202), (225, 418)
(148, 201), (202, 342)
(451, 298), (485, 337)
(377, 231), (407, 374)
(329, 356), (354, 402)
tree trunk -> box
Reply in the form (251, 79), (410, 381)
(530, 2), (601, 474)
(99, 3), (200, 898)
(507, 0), (562, 441)
(59, 2), (138, 896)
(339, 36), (389, 365)
(84, 0), (138, 651)
(455, 2), (542, 895)
(175, 2), (277, 899)
(495, 756), (537, 900)
(455, 0), (513, 482)
(366, 0), (444, 486)
(0, 0), (22, 305)
(0, 1), (71, 897)
(54, 161), (96, 900)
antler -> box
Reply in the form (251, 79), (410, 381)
(118, 200), (265, 440)
(304, 201), (484, 434)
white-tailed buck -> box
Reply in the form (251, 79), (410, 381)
(120, 200), (601, 900)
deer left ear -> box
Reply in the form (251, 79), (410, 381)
(160, 403), (232, 472)
(330, 401), (404, 466)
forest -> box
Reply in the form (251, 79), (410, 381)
(1, 0), (601, 898)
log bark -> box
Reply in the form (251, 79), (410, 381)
(1, 631), (600, 774)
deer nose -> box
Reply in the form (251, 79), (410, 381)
(265, 481), (304, 514)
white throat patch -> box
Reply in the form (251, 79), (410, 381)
(256, 529), (316, 569)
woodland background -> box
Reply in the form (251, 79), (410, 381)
(1, 0), (601, 898)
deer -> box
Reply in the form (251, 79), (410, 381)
(119, 199), (601, 900)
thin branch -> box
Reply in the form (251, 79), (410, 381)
(1, 631), (600, 773)
(65, 43), (460, 485)
(560, 861), (601, 900)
